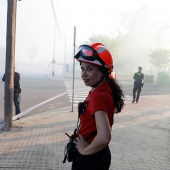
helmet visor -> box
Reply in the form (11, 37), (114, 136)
(74, 45), (106, 66)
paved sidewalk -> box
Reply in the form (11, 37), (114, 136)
(0, 95), (170, 170)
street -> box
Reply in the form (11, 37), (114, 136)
(0, 77), (170, 123)
(0, 78), (70, 122)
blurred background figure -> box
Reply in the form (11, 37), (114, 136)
(132, 66), (144, 103)
(2, 71), (21, 116)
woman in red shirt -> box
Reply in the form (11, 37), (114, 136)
(72, 43), (124, 170)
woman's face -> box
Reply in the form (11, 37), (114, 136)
(80, 62), (103, 87)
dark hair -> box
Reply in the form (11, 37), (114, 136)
(107, 78), (124, 113)
(99, 67), (124, 113)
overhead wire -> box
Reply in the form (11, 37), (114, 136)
(49, 0), (62, 39)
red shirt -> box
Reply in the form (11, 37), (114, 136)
(77, 82), (115, 143)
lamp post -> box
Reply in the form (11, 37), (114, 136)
(51, 23), (56, 77)
(71, 26), (76, 112)
(51, 58), (56, 76)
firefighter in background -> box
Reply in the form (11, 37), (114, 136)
(132, 66), (144, 103)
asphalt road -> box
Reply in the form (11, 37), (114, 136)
(0, 78), (70, 122)
(0, 77), (170, 122)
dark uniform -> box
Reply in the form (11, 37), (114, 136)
(132, 72), (144, 103)
(2, 72), (21, 115)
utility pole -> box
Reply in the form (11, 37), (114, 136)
(71, 26), (76, 112)
(4, 0), (18, 131)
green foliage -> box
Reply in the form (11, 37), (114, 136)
(86, 34), (122, 58)
(148, 48), (170, 71)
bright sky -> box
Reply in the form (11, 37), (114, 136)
(0, 0), (170, 74)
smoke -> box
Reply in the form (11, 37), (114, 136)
(27, 47), (38, 59)
(115, 5), (170, 74)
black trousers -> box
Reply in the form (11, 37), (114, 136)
(14, 93), (21, 115)
(133, 82), (142, 101)
(71, 146), (111, 170)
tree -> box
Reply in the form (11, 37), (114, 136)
(86, 34), (122, 58)
(148, 48), (170, 71)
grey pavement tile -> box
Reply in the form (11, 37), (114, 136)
(0, 95), (170, 170)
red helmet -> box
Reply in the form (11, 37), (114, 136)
(74, 42), (113, 72)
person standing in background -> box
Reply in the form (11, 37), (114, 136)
(132, 66), (144, 103)
(2, 71), (21, 115)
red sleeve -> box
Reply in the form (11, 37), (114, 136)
(89, 92), (112, 116)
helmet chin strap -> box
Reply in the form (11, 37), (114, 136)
(91, 75), (104, 88)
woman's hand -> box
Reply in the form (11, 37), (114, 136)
(74, 134), (89, 155)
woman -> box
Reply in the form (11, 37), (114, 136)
(72, 43), (124, 170)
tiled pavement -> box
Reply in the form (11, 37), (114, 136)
(0, 95), (170, 170)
